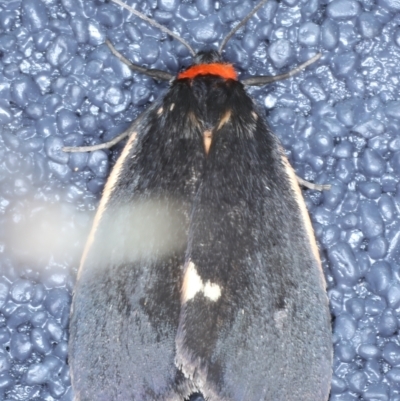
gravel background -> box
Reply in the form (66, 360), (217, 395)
(0, 0), (400, 400)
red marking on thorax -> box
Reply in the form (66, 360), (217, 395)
(178, 63), (238, 80)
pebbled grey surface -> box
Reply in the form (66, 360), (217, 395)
(0, 0), (399, 400)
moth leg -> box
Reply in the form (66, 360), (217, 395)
(242, 53), (321, 86)
(106, 40), (173, 81)
(63, 110), (146, 152)
(62, 130), (134, 152)
(297, 176), (330, 191)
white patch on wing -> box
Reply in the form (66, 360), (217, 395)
(273, 309), (288, 331)
(203, 281), (221, 301)
(182, 261), (203, 302)
(182, 261), (221, 303)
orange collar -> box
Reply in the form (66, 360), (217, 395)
(178, 63), (237, 80)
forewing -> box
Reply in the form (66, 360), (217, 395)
(176, 82), (332, 401)
(69, 83), (205, 401)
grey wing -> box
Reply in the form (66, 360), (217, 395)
(175, 93), (332, 401)
(69, 84), (205, 401)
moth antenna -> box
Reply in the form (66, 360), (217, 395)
(297, 176), (331, 191)
(110, 0), (196, 57)
(242, 53), (322, 86)
(63, 110), (146, 153)
(218, 0), (270, 54)
(62, 130), (132, 153)
(106, 40), (173, 81)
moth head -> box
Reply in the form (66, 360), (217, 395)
(193, 50), (223, 65)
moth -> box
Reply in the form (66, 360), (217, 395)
(68, 0), (332, 400)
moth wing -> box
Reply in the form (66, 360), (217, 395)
(176, 86), (332, 401)
(69, 84), (204, 401)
